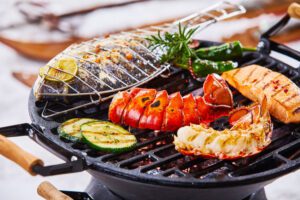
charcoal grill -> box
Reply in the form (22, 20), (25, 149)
(0, 4), (300, 200)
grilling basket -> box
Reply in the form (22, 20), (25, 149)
(0, 2), (300, 200)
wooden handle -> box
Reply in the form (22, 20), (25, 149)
(0, 134), (43, 175)
(37, 181), (73, 200)
(288, 3), (300, 19)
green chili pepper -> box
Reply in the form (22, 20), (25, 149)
(195, 41), (256, 61)
(191, 59), (236, 77)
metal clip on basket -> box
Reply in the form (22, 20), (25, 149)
(258, 2), (300, 63)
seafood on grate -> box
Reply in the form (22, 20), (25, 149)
(34, 36), (168, 99)
(109, 74), (233, 132)
(222, 64), (300, 123)
(33, 1), (245, 101)
(174, 97), (273, 160)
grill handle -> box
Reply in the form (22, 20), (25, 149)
(38, 181), (73, 200)
(0, 123), (86, 176)
(288, 3), (300, 19)
(259, 3), (300, 61)
(0, 134), (44, 175)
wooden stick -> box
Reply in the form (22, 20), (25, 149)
(0, 134), (43, 175)
(288, 3), (300, 19)
(37, 181), (73, 200)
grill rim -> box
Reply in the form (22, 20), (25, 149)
(27, 44), (300, 188)
(27, 120), (300, 188)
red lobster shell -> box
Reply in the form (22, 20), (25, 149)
(109, 74), (233, 132)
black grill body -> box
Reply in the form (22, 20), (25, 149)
(3, 44), (295, 200)
(0, 15), (299, 200)
(88, 170), (271, 200)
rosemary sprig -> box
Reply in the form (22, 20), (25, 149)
(147, 24), (242, 78)
(147, 24), (198, 68)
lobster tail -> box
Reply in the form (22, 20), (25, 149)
(109, 74), (234, 132)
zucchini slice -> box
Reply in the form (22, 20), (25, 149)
(81, 121), (137, 153)
(58, 118), (98, 142)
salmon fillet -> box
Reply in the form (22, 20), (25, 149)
(222, 65), (300, 123)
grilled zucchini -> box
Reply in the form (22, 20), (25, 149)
(81, 121), (137, 153)
(58, 118), (98, 142)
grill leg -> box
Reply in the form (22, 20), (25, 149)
(85, 178), (123, 200)
(243, 188), (267, 200)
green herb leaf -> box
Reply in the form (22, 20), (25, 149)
(146, 24), (199, 69)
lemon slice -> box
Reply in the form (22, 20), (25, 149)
(39, 58), (78, 82)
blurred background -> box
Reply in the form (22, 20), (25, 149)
(0, 0), (299, 199)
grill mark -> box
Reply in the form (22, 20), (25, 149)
(83, 131), (131, 135)
(63, 119), (80, 126)
(91, 140), (137, 144)
(244, 66), (258, 83)
(284, 93), (298, 104)
(253, 70), (271, 86)
(271, 83), (290, 98)
(229, 68), (242, 89)
(262, 82), (270, 90)
(262, 74), (281, 90)
(273, 98), (288, 111)
(232, 68), (241, 78)
(273, 93), (299, 114)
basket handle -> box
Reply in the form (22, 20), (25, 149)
(37, 181), (73, 200)
(0, 134), (43, 175)
(288, 3), (300, 19)
(259, 3), (300, 61)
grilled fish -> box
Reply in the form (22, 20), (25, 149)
(33, 2), (245, 101)
(222, 65), (300, 123)
(33, 35), (168, 100)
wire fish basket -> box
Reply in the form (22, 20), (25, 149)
(34, 1), (245, 118)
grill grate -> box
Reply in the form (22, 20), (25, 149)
(30, 44), (300, 186)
